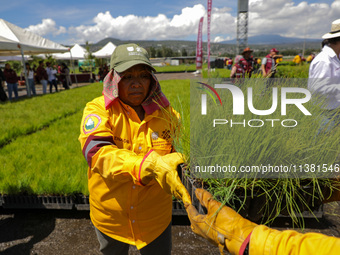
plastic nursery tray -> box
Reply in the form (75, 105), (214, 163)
(0, 165), (323, 219)
(0, 165), (198, 215)
(74, 194), (90, 211)
(0, 165), (192, 214)
(1, 195), (74, 210)
(178, 165), (324, 222)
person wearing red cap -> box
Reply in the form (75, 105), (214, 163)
(261, 48), (281, 78)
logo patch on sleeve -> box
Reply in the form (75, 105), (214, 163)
(83, 114), (102, 134)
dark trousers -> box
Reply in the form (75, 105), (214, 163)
(49, 79), (58, 93)
(94, 223), (172, 255)
(0, 84), (8, 101)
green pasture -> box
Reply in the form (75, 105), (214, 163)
(154, 64), (197, 73)
(0, 80), (190, 195)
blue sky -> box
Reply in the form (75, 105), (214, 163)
(1, 0), (339, 45)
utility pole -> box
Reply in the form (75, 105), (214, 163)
(236, 0), (249, 55)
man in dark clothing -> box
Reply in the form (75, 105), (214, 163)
(36, 61), (48, 94)
(3, 63), (18, 101)
(0, 68), (8, 101)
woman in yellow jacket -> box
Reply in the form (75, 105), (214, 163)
(293, 54), (302, 65)
(79, 43), (190, 255)
(185, 188), (340, 255)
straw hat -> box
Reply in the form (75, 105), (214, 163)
(242, 47), (253, 55)
(322, 19), (340, 39)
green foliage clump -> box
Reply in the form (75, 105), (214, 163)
(174, 77), (340, 228)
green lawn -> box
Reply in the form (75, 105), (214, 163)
(0, 80), (189, 195)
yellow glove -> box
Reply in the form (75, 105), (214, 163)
(139, 150), (191, 205)
(185, 188), (257, 255)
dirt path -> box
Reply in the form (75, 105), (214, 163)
(155, 72), (200, 81)
(1, 202), (340, 255)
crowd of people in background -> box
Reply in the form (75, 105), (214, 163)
(0, 40), (330, 103)
(224, 46), (319, 81)
(228, 47), (283, 80)
(0, 61), (72, 102)
(97, 63), (109, 82)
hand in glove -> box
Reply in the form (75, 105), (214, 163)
(185, 188), (257, 255)
(139, 150), (191, 205)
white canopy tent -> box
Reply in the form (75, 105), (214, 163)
(0, 19), (68, 56)
(52, 44), (88, 86)
(0, 55), (31, 61)
(93, 42), (116, 58)
(53, 44), (86, 60)
(0, 18), (69, 96)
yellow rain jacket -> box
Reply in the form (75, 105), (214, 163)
(79, 95), (179, 249)
(293, 55), (302, 64)
(250, 225), (340, 254)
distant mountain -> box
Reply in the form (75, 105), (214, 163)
(222, 34), (320, 45)
(88, 36), (321, 57)
(90, 38), (199, 53)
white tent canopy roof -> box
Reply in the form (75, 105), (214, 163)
(0, 18), (68, 56)
(0, 55), (31, 61)
(53, 43), (87, 60)
(93, 42), (116, 58)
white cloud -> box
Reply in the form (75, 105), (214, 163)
(23, 1), (340, 44)
(170, 5), (205, 27)
(67, 4), (234, 43)
(25, 18), (66, 37)
(248, 0), (340, 39)
(214, 35), (232, 43)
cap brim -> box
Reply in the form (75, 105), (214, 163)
(322, 32), (340, 39)
(114, 60), (156, 73)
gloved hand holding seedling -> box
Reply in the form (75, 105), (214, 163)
(139, 150), (192, 205)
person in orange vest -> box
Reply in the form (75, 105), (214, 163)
(185, 188), (340, 255)
(79, 43), (190, 255)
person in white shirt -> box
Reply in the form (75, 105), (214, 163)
(25, 63), (36, 96)
(308, 19), (340, 128)
(46, 62), (58, 93)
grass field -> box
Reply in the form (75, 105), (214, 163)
(0, 79), (190, 195)
(1, 63), (338, 228)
